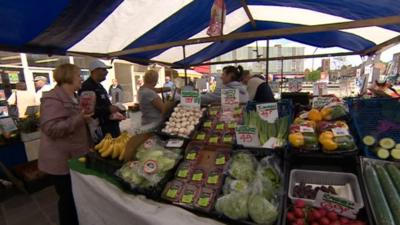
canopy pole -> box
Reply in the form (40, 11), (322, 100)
(182, 45), (188, 86)
(280, 59), (283, 94)
(265, 39), (269, 84)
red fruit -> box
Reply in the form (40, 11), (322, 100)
(287, 212), (296, 222)
(319, 217), (330, 225)
(327, 211), (338, 221)
(311, 223), (319, 225)
(295, 199), (306, 208)
(294, 208), (305, 218)
(339, 217), (350, 224)
(311, 210), (322, 220)
(296, 219), (305, 225)
(330, 221), (341, 225)
(319, 209), (327, 217)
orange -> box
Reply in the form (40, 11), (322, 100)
(321, 107), (332, 120)
(308, 109), (322, 122)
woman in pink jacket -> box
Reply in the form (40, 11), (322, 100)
(39, 64), (92, 225)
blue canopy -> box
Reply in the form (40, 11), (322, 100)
(0, 0), (399, 66)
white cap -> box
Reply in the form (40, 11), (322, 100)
(89, 60), (112, 72)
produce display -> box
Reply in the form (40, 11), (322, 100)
(162, 142), (230, 212)
(94, 132), (131, 161)
(286, 199), (367, 225)
(363, 159), (400, 225)
(161, 104), (205, 138)
(215, 152), (281, 224)
(116, 136), (182, 189)
(362, 136), (400, 160)
(243, 111), (290, 148)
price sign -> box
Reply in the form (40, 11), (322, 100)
(235, 125), (260, 147)
(180, 91), (200, 109)
(256, 103), (278, 123)
(288, 80), (302, 92)
(313, 82), (328, 96)
(313, 191), (361, 219)
(221, 89), (239, 109)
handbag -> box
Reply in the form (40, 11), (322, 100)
(8, 91), (19, 119)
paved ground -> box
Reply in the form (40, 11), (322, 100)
(1, 186), (59, 225)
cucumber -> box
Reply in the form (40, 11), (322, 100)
(374, 147), (390, 160)
(380, 138), (396, 149)
(364, 165), (396, 225)
(396, 144), (400, 149)
(391, 149), (400, 160)
(386, 164), (400, 193)
(375, 165), (400, 225)
(363, 135), (376, 146)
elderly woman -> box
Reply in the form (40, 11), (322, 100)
(138, 70), (173, 130)
(39, 64), (92, 225)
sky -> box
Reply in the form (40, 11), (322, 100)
(247, 39), (400, 71)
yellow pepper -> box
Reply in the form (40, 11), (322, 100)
(289, 133), (305, 148)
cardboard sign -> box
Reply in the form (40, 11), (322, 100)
(235, 125), (260, 147)
(313, 82), (328, 96)
(288, 80), (302, 92)
(313, 191), (361, 219)
(221, 89), (239, 109)
(180, 91), (200, 109)
(256, 103), (278, 123)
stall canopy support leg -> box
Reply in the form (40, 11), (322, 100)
(182, 45), (188, 86)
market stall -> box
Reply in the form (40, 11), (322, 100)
(0, 1), (399, 225)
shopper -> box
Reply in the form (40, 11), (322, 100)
(163, 75), (175, 100)
(38, 64), (92, 225)
(79, 60), (121, 138)
(138, 70), (174, 129)
(108, 79), (123, 104)
(242, 71), (275, 103)
(34, 76), (52, 104)
(201, 65), (249, 105)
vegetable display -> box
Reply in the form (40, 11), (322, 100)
(161, 105), (205, 138)
(362, 136), (400, 160)
(215, 153), (281, 224)
(243, 111), (290, 148)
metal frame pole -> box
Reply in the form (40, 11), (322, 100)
(182, 45), (188, 85)
(265, 39), (269, 83)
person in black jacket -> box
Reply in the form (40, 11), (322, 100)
(79, 60), (121, 138)
(242, 71), (275, 103)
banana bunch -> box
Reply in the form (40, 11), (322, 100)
(94, 132), (130, 161)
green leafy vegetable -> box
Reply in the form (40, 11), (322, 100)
(248, 194), (278, 225)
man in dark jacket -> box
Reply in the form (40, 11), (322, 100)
(79, 60), (120, 138)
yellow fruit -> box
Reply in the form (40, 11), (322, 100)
(289, 133), (304, 148)
(308, 109), (322, 122)
(119, 145), (127, 161)
(112, 140), (122, 159)
(321, 107), (332, 120)
(321, 139), (338, 151)
(319, 131), (334, 143)
(78, 157), (86, 163)
(101, 140), (115, 158)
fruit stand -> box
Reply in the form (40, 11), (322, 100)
(68, 94), (400, 225)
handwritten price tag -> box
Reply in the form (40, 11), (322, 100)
(256, 103), (278, 123)
(313, 82), (328, 96)
(221, 89), (239, 109)
(235, 125), (260, 147)
(181, 91), (200, 109)
(313, 191), (361, 219)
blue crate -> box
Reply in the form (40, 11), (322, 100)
(347, 98), (400, 158)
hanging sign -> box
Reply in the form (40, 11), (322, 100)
(256, 103), (278, 123)
(221, 89), (239, 108)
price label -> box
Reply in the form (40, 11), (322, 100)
(300, 126), (315, 133)
(181, 91), (200, 109)
(332, 127), (349, 137)
(177, 169), (188, 178)
(235, 125), (260, 147)
(216, 123), (224, 130)
(313, 191), (361, 219)
(166, 139), (184, 148)
(192, 172), (203, 181)
(166, 188), (178, 198)
(221, 89), (239, 109)
(186, 152), (197, 160)
(182, 193), (194, 204)
(313, 82), (328, 96)
(215, 155), (226, 165)
(256, 103), (278, 123)
(198, 196), (210, 207)
(207, 175), (219, 184)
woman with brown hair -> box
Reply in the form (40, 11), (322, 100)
(38, 63), (92, 225)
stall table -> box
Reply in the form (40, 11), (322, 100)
(69, 159), (224, 225)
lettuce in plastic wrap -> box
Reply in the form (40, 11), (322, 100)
(215, 192), (249, 220)
(248, 194), (278, 225)
(229, 153), (256, 182)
